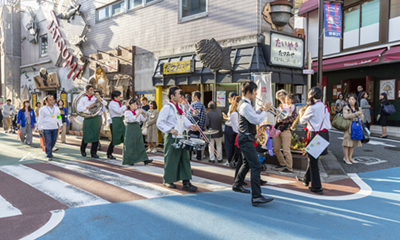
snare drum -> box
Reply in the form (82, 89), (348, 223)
(180, 139), (206, 151)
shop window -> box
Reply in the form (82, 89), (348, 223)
(343, 0), (380, 49)
(179, 0), (208, 22)
(112, 1), (125, 16)
(97, 6), (110, 21)
(389, 0), (400, 42)
(40, 35), (48, 57)
(129, 0), (143, 9)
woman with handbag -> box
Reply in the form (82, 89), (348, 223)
(342, 94), (364, 164)
(360, 92), (371, 130)
(296, 87), (331, 195)
(145, 101), (159, 153)
(377, 93), (390, 138)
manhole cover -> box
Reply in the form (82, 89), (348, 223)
(363, 149), (373, 152)
(353, 156), (387, 165)
(384, 147), (400, 151)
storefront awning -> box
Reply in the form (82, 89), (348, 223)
(383, 45), (400, 62)
(312, 48), (386, 71)
(267, 66), (306, 84)
(152, 44), (267, 86)
(298, 0), (318, 17)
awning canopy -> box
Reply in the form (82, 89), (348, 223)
(383, 45), (400, 62)
(298, 0), (318, 17)
(267, 66), (306, 84)
(312, 48), (386, 71)
(152, 44), (268, 86)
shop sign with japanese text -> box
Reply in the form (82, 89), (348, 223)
(324, 3), (342, 38)
(269, 32), (304, 69)
(162, 60), (195, 75)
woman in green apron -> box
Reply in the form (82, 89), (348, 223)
(122, 99), (153, 166)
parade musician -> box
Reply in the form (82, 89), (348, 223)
(156, 86), (199, 192)
(77, 85), (107, 158)
(107, 90), (127, 160)
(233, 80), (274, 206)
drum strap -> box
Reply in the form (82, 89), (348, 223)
(168, 103), (184, 139)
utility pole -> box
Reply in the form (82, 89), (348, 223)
(318, 0), (324, 85)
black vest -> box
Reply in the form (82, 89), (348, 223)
(238, 99), (257, 136)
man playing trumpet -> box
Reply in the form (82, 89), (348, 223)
(233, 80), (274, 206)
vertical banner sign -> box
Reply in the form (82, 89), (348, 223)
(216, 91), (226, 107)
(253, 72), (275, 125)
(324, 3), (342, 38)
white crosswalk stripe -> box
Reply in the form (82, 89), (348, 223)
(0, 195), (22, 218)
(0, 165), (109, 208)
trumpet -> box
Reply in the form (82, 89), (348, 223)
(256, 97), (288, 119)
(290, 106), (308, 131)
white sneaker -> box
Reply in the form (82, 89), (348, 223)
(223, 162), (229, 166)
(53, 147), (59, 152)
(4, 130), (7, 133)
(146, 149), (152, 153)
(151, 149), (157, 153)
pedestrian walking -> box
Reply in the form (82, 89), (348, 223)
(297, 87), (331, 195)
(223, 92), (239, 166)
(17, 100), (36, 145)
(191, 91), (206, 160)
(107, 90), (127, 160)
(38, 95), (62, 161)
(377, 93), (390, 138)
(122, 98), (152, 166)
(56, 100), (69, 143)
(3, 99), (17, 133)
(360, 91), (371, 130)
(34, 102), (41, 117)
(205, 101), (223, 163)
(144, 101), (159, 154)
(342, 94), (364, 164)
(335, 93), (346, 114)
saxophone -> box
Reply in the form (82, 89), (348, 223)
(290, 106), (308, 131)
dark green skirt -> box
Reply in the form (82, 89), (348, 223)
(112, 116), (125, 145)
(122, 122), (149, 165)
(83, 115), (100, 143)
(163, 133), (192, 183)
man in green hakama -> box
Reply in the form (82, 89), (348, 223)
(77, 85), (108, 158)
(156, 86), (199, 192)
(107, 91), (128, 160)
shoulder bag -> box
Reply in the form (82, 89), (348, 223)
(383, 104), (396, 115)
(332, 113), (351, 131)
(351, 117), (364, 141)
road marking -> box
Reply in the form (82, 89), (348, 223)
(353, 156), (388, 165)
(49, 160), (180, 198)
(0, 165), (109, 208)
(19, 152), (36, 162)
(337, 137), (396, 147)
(0, 195), (22, 218)
(20, 209), (65, 240)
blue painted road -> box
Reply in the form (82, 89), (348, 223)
(41, 167), (400, 240)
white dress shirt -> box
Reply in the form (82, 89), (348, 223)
(108, 101), (127, 123)
(38, 106), (62, 130)
(125, 110), (147, 123)
(77, 95), (107, 114)
(156, 104), (192, 134)
(225, 105), (232, 127)
(230, 111), (239, 133)
(3, 104), (16, 118)
(238, 97), (267, 126)
(300, 100), (332, 132)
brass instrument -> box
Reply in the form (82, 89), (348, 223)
(255, 97), (288, 119)
(72, 92), (103, 118)
(290, 106), (308, 131)
(256, 125), (267, 145)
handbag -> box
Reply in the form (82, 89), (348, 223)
(361, 122), (370, 144)
(350, 117), (364, 141)
(332, 113), (351, 131)
(142, 125), (148, 135)
(383, 104), (396, 115)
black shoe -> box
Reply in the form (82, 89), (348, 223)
(309, 187), (323, 195)
(273, 165), (286, 171)
(163, 182), (176, 188)
(280, 168), (293, 174)
(242, 182), (248, 186)
(296, 176), (309, 187)
(232, 186), (251, 194)
(91, 154), (99, 158)
(217, 160), (223, 163)
(107, 155), (116, 160)
(144, 159), (153, 165)
(182, 182), (198, 192)
(209, 160), (215, 163)
(252, 196), (274, 206)
(260, 179), (268, 185)
(81, 152), (87, 157)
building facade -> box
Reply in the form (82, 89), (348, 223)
(300, 0), (400, 136)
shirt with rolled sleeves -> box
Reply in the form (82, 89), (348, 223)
(156, 104), (192, 134)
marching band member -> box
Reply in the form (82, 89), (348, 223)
(77, 85), (107, 158)
(297, 87), (331, 195)
(122, 98), (152, 166)
(156, 86), (199, 192)
(233, 80), (274, 206)
(107, 91), (128, 160)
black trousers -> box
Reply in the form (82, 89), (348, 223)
(107, 123), (114, 155)
(304, 131), (329, 190)
(224, 126), (236, 163)
(234, 145), (243, 179)
(234, 134), (262, 198)
(80, 138), (99, 155)
(188, 130), (202, 160)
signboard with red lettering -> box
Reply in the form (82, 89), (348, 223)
(269, 32), (304, 69)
